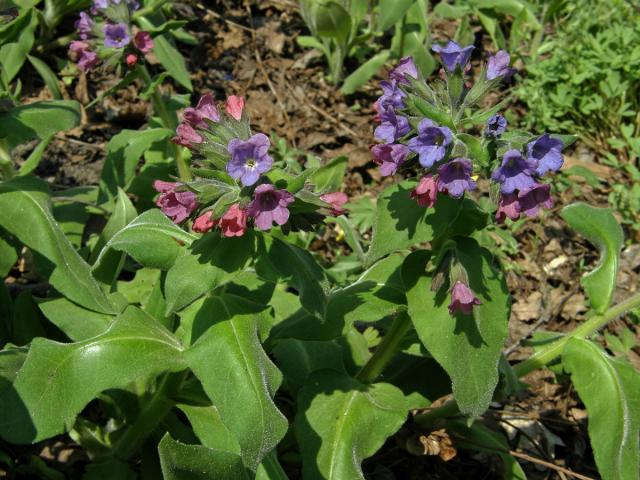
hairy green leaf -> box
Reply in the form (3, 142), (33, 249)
(561, 203), (623, 313)
(0, 100), (80, 147)
(295, 370), (407, 480)
(0, 176), (116, 314)
(563, 338), (640, 480)
(0, 307), (185, 443)
(402, 238), (510, 416)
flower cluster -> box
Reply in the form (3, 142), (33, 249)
(371, 41), (566, 315)
(154, 93), (346, 237)
(69, 0), (154, 72)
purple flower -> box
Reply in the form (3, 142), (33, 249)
(432, 41), (474, 72)
(527, 134), (564, 176)
(374, 106), (410, 144)
(518, 183), (553, 217)
(320, 192), (348, 216)
(495, 193), (521, 223)
(491, 149), (537, 194)
(133, 31), (153, 54)
(70, 41), (99, 72)
(75, 12), (93, 40)
(410, 175), (438, 208)
(437, 158), (476, 198)
(153, 180), (198, 224)
(103, 23), (130, 48)
(184, 94), (219, 128)
(407, 118), (453, 168)
(377, 80), (406, 110)
(389, 56), (418, 84)
(227, 133), (273, 186)
(91, 0), (108, 12)
(449, 281), (481, 315)
(371, 143), (410, 176)
(487, 50), (516, 80)
(486, 114), (507, 137)
(247, 184), (294, 230)
(172, 123), (203, 148)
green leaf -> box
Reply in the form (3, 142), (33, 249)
(315, 1), (351, 45)
(0, 8), (36, 85)
(178, 404), (241, 455)
(295, 370), (407, 480)
(0, 176), (116, 314)
(17, 134), (53, 176)
(402, 238), (510, 416)
(97, 128), (173, 204)
(256, 235), (327, 318)
(92, 209), (196, 273)
(38, 297), (113, 341)
(376, 0), (415, 31)
(308, 156), (348, 192)
(11, 292), (46, 346)
(185, 295), (287, 472)
(563, 338), (640, 480)
(366, 180), (487, 266)
(341, 50), (390, 95)
(0, 100), (80, 147)
(152, 33), (193, 91)
(27, 55), (62, 100)
(0, 233), (17, 277)
(561, 203), (623, 313)
(0, 307), (185, 443)
(164, 233), (254, 314)
(158, 433), (248, 480)
(91, 188), (138, 284)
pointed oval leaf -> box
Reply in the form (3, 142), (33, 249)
(92, 209), (196, 273)
(0, 176), (116, 314)
(563, 338), (640, 480)
(0, 100), (80, 146)
(185, 295), (288, 472)
(158, 433), (248, 480)
(561, 203), (623, 313)
(295, 370), (407, 480)
(0, 307), (185, 443)
(402, 238), (510, 416)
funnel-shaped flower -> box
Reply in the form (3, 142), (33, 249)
(320, 192), (348, 216)
(192, 211), (217, 233)
(408, 119), (453, 168)
(184, 94), (219, 128)
(225, 95), (244, 120)
(410, 175), (438, 208)
(432, 41), (474, 72)
(491, 149), (537, 194)
(371, 143), (409, 176)
(519, 183), (553, 217)
(495, 193), (521, 223)
(487, 50), (516, 80)
(133, 31), (153, 53)
(437, 158), (476, 198)
(219, 204), (247, 237)
(153, 181), (198, 224)
(389, 56), (418, 84)
(173, 123), (203, 147)
(449, 281), (481, 315)
(227, 133), (273, 187)
(247, 184), (294, 230)
(374, 107), (410, 144)
(103, 23), (130, 48)
(486, 114), (507, 137)
(527, 134), (564, 176)
(75, 12), (94, 40)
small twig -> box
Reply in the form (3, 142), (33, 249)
(54, 134), (105, 150)
(195, 3), (255, 32)
(508, 450), (595, 480)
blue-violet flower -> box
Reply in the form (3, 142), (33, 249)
(432, 41), (474, 72)
(527, 134), (564, 176)
(486, 114), (507, 137)
(247, 184), (294, 231)
(437, 158), (476, 198)
(487, 50), (516, 80)
(374, 106), (410, 144)
(227, 133), (273, 187)
(408, 118), (453, 168)
(389, 56), (418, 84)
(491, 149), (537, 194)
(103, 23), (130, 48)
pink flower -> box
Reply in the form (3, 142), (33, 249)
(125, 54), (138, 67)
(219, 204), (247, 237)
(192, 211), (217, 233)
(247, 184), (294, 231)
(69, 41), (99, 72)
(320, 192), (348, 216)
(184, 94), (219, 128)
(448, 281), (481, 315)
(153, 180), (198, 224)
(519, 183), (553, 217)
(133, 31), (154, 54)
(495, 193), (521, 223)
(225, 95), (244, 120)
(410, 175), (438, 208)
(172, 123), (203, 148)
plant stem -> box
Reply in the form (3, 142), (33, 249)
(414, 290), (640, 427)
(356, 310), (412, 383)
(513, 290), (640, 377)
(137, 65), (191, 182)
(256, 450), (288, 480)
(113, 370), (187, 460)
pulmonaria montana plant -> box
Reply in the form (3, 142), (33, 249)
(371, 43), (571, 316)
(69, 0), (154, 72)
(155, 93), (346, 236)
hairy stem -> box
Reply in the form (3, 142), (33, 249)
(414, 290), (640, 427)
(356, 310), (412, 384)
(138, 65), (191, 182)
